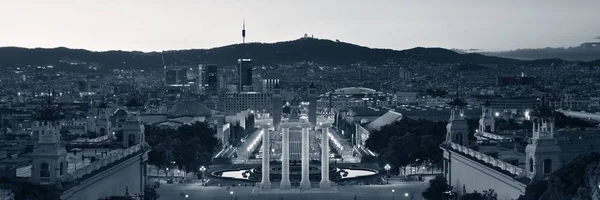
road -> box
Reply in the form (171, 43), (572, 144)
(157, 181), (428, 200)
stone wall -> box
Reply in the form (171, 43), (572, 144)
(60, 152), (148, 200)
(446, 149), (527, 200)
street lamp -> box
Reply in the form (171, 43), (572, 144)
(230, 191), (234, 200)
(199, 166), (206, 186)
(404, 192), (409, 198)
(185, 194), (188, 199)
(392, 189), (395, 200)
(384, 164), (391, 183)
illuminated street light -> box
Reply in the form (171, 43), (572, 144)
(404, 193), (409, 197)
(495, 112), (500, 117)
(392, 189), (395, 200)
(199, 166), (206, 186)
(384, 164), (391, 184)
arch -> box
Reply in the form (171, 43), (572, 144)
(543, 159), (552, 174)
(40, 163), (50, 178)
(485, 125), (492, 132)
(100, 128), (106, 135)
(455, 133), (464, 145)
(529, 158), (534, 173)
(128, 134), (136, 146)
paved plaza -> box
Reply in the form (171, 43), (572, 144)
(157, 181), (427, 200)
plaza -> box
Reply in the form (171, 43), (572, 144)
(156, 180), (427, 200)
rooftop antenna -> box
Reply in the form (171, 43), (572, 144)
(242, 19), (246, 44)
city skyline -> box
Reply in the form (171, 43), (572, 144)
(1, 0), (600, 52)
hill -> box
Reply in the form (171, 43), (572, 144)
(480, 43), (600, 62)
(0, 38), (523, 70)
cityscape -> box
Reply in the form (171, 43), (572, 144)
(1, 1), (600, 200)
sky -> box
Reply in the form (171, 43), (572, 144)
(1, 0), (600, 52)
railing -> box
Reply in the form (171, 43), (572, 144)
(477, 131), (510, 140)
(448, 142), (524, 177)
(64, 144), (142, 181)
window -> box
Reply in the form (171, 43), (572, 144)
(529, 158), (534, 173)
(543, 159), (552, 174)
(40, 163), (50, 177)
(60, 162), (65, 175)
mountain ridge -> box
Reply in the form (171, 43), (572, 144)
(1, 38), (593, 71)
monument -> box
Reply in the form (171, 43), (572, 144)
(259, 82), (332, 190)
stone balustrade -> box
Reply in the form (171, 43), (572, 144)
(64, 144), (142, 181)
(478, 131), (509, 140)
(448, 142), (523, 176)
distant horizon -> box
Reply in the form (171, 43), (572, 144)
(1, 36), (599, 54)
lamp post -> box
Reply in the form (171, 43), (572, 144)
(384, 164), (391, 184)
(230, 191), (234, 200)
(185, 194), (189, 199)
(171, 161), (176, 180)
(199, 166), (206, 186)
(392, 189), (395, 200)
(404, 192), (409, 199)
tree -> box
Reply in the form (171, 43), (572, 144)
(460, 191), (483, 200)
(381, 133), (422, 175)
(517, 180), (548, 200)
(482, 189), (497, 200)
(143, 185), (160, 200)
(0, 188), (14, 200)
(422, 176), (449, 200)
(539, 152), (600, 200)
(148, 142), (169, 177)
(172, 122), (221, 175)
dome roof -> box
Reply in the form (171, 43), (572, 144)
(170, 101), (211, 116)
(332, 87), (377, 95)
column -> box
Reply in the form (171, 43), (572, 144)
(320, 126), (331, 188)
(280, 125), (291, 189)
(300, 125), (311, 189)
(261, 129), (271, 189)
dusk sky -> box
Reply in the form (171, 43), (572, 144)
(1, 0), (599, 52)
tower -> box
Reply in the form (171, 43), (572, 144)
(95, 101), (111, 136)
(30, 100), (67, 185)
(445, 95), (468, 146)
(242, 20), (246, 44)
(273, 83), (282, 129)
(122, 96), (145, 148)
(478, 101), (495, 133)
(308, 83), (317, 127)
(525, 96), (561, 180)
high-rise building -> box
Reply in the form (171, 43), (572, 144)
(272, 83), (282, 129)
(238, 59), (253, 92)
(308, 83), (317, 126)
(202, 64), (218, 95)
